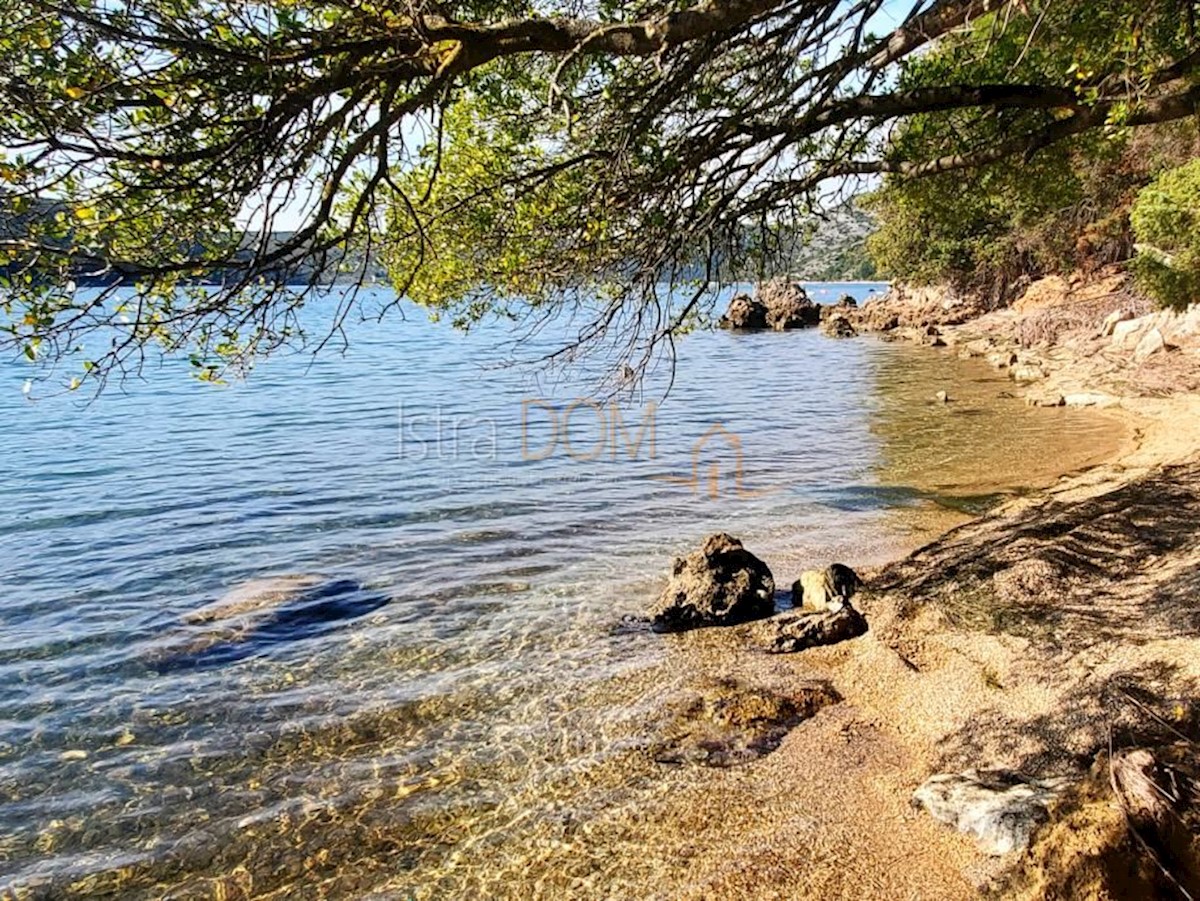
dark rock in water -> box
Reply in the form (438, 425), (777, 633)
(147, 575), (389, 671)
(650, 678), (840, 767)
(718, 293), (768, 330)
(758, 279), (821, 330)
(718, 281), (822, 331)
(792, 563), (863, 612)
(820, 294), (859, 320)
(740, 606), (867, 654)
(913, 770), (1070, 855)
(821, 314), (857, 338)
(650, 533), (775, 632)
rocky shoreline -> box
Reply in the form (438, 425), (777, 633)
(679, 274), (1200, 898)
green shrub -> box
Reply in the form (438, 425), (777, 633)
(1131, 159), (1200, 310)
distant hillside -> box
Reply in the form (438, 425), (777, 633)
(3, 194), (876, 289)
(786, 206), (878, 281)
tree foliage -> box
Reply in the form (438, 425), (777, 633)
(865, 2), (1200, 300)
(1132, 158), (1200, 310)
(4, 0), (1200, 388)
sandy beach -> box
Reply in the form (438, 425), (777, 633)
(633, 275), (1200, 899)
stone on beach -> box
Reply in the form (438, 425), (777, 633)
(650, 533), (775, 632)
(1111, 318), (1148, 349)
(1010, 363), (1046, 382)
(1133, 327), (1169, 362)
(913, 770), (1069, 856)
(1063, 392), (1117, 408)
(792, 563), (863, 613)
(1100, 309), (1132, 337)
(740, 606), (868, 654)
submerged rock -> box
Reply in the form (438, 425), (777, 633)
(718, 293), (768, 330)
(650, 533), (775, 632)
(650, 678), (840, 767)
(792, 563), (862, 613)
(741, 606), (867, 654)
(147, 575), (389, 671)
(913, 770), (1070, 855)
(182, 574), (326, 624)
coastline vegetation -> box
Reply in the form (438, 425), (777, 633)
(864, 3), (1200, 308)
(4, 1), (1200, 387)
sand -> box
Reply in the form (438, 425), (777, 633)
(628, 278), (1200, 900)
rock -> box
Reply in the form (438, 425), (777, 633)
(1010, 363), (1046, 382)
(1111, 318), (1148, 349)
(181, 574), (326, 624)
(935, 390), (951, 404)
(987, 351), (1018, 370)
(1063, 392), (1116, 408)
(1026, 393), (1065, 407)
(757, 279), (821, 330)
(147, 575), (390, 671)
(792, 564), (862, 612)
(1100, 309), (1132, 337)
(821, 314), (857, 338)
(1012, 275), (1072, 313)
(740, 606), (868, 654)
(820, 294), (859, 320)
(718, 293), (768, 330)
(1133, 327), (1168, 362)
(913, 770), (1070, 855)
(650, 533), (775, 632)
(961, 339), (995, 358)
(650, 679), (840, 767)
(853, 284), (985, 334)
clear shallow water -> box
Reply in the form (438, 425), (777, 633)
(0, 284), (1123, 899)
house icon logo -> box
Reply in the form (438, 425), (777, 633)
(651, 423), (776, 499)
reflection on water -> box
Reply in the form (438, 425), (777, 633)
(0, 285), (1125, 899)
